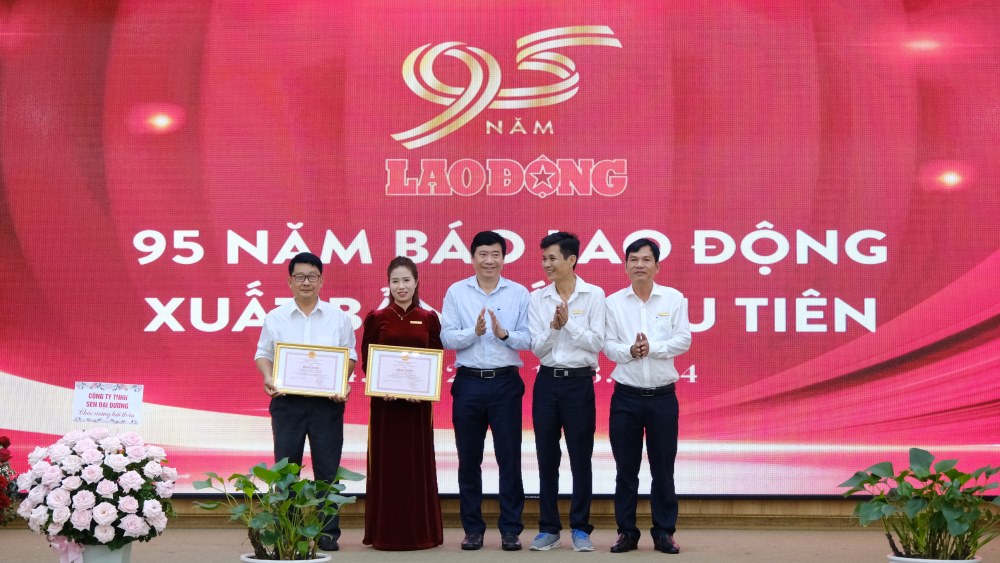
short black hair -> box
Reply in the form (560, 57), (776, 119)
(540, 232), (580, 269)
(288, 252), (323, 275)
(470, 231), (506, 257)
(624, 238), (660, 263)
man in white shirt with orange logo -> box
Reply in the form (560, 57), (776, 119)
(527, 232), (605, 552)
(603, 238), (691, 555)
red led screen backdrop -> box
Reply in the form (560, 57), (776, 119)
(1, 1), (998, 495)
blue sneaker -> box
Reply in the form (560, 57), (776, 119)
(529, 532), (561, 551)
(571, 529), (594, 552)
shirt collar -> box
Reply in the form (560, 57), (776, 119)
(464, 274), (510, 293)
(626, 282), (663, 300)
(542, 275), (592, 300)
(288, 299), (327, 319)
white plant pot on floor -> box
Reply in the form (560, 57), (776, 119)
(888, 556), (981, 563)
(83, 544), (132, 563)
(240, 554), (331, 563)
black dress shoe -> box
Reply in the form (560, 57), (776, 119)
(653, 534), (680, 554)
(610, 533), (638, 553)
(501, 532), (522, 551)
(461, 532), (484, 550)
(317, 535), (339, 551)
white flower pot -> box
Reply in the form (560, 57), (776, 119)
(240, 554), (331, 563)
(888, 555), (982, 563)
(83, 544), (132, 563)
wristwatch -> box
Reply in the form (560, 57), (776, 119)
(500, 331), (509, 341)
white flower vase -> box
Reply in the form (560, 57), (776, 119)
(888, 556), (982, 563)
(83, 544), (132, 563)
(240, 554), (331, 562)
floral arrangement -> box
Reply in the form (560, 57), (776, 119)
(16, 428), (177, 551)
(0, 435), (18, 525)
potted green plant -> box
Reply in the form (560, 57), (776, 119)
(194, 458), (362, 562)
(840, 447), (1000, 562)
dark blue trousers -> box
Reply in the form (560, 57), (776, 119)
(609, 384), (679, 540)
(532, 373), (595, 534)
(451, 372), (525, 535)
(270, 395), (345, 539)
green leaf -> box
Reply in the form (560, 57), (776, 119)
(260, 530), (279, 546)
(896, 481), (914, 497)
(903, 497), (926, 519)
(236, 481), (257, 495)
(191, 478), (215, 490)
(193, 501), (221, 510)
(934, 458), (958, 473)
(944, 468), (967, 483)
(253, 465), (280, 484)
(249, 512), (276, 530)
(839, 471), (872, 490)
(327, 494), (355, 505)
(909, 448), (933, 478)
(866, 462), (894, 479)
(857, 502), (885, 525)
(335, 466), (366, 482)
(940, 504), (970, 536)
(299, 523), (321, 538)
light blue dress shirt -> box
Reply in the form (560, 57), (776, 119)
(441, 275), (531, 368)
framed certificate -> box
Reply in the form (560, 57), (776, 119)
(272, 342), (351, 398)
(365, 344), (444, 401)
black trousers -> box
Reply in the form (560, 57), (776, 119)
(532, 373), (595, 534)
(609, 384), (679, 540)
(451, 371), (525, 535)
(270, 395), (345, 539)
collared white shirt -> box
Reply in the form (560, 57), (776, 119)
(528, 275), (606, 368)
(440, 275), (530, 369)
(604, 283), (691, 387)
(254, 299), (358, 362)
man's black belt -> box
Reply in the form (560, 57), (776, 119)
(457, 366), (519, 379)
(615, 382), (676, 397)
(538, 365), (595, 378)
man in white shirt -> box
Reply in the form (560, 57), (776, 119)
(603, 239), (691, 555)
(527, 232), (604, 552)
(441, 231), (531, 552)
(254, 252), (357, 552)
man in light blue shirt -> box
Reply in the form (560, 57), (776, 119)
(441, 230), (530, 552)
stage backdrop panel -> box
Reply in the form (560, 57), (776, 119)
(1, 0), (998, 495)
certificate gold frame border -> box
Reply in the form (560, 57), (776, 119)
(365, 344), (444, 402)
(273, 342), (351, 399)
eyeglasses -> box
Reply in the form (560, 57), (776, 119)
(291, 274), (322, 283)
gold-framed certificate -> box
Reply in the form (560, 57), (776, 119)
(365, 344), (444, 401)
(273, 342), (351, 398)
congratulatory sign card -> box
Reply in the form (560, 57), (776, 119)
(72, 382), (144, 425)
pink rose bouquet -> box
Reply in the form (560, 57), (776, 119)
(17, 428), (176, 552)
